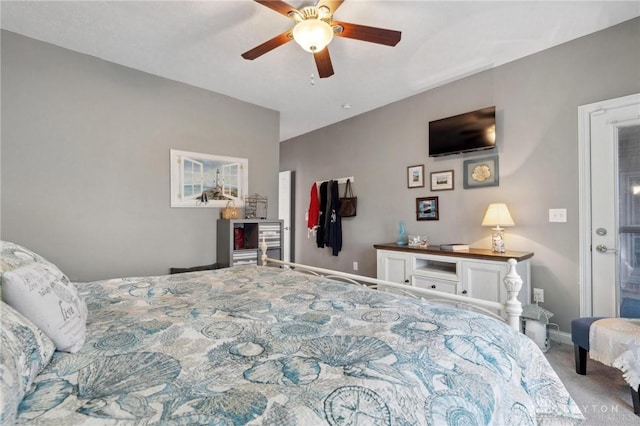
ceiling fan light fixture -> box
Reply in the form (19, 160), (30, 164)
(292, 19), (334, 53)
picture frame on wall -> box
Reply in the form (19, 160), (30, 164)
(463, 155), (499, 189)
(430, 170), (454, 191)
(407, 165), (425, 188)
(170, 149), (248, 208)
(416, 196), (439, 221)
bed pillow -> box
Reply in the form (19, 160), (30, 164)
(0, 301), (56, 425)
(2, 262), (87, 353)
(0, 240), (59, 274)
(170, 263), (219, 274)
(1, 240), (62, 293)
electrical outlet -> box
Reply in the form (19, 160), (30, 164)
(533, 288), (544, 303)
(353, 261), (358, 271)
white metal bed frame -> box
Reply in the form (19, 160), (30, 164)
(259, 241), (524, 332)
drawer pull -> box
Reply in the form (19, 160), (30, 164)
(404, 279), (410, 283)
(431, 285), (436, 289)
(462, 290), (468, 295)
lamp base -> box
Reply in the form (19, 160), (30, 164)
(491, 227), (506, 253)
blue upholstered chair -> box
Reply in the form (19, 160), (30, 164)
(571, 297), (640, 416)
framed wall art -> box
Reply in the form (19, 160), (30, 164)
(170, 149), (248, 208)
(463, 155), (499, 189)
(430, 170), (454, 191)
(416, 196), (439, 221)
(407, 165), (425, 188)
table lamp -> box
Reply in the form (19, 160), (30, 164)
(482, 203), (515, 253)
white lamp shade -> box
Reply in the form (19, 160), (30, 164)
(482, 203), (515, 227)
(292, 19), (334, 53)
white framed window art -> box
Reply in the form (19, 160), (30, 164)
(170, 149), (248, 208)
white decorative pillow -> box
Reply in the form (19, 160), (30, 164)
(0, 301), (56, 425)
(0, 240), (59, 274)
(1, 240), (63, 293)
(2, 262), (88, 353)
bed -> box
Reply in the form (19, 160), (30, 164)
(1, 240), (584, 425)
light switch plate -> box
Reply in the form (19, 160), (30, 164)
(549, 208), (567, 223)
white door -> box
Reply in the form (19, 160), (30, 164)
(278, 171), (294, 263)
(579, 93), (640, 317)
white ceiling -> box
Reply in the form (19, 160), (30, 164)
(2, 1), (639, 141)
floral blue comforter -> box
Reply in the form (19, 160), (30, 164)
(16, 265), (583, 425)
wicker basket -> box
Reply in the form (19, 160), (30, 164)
(222, 200), (240, 219)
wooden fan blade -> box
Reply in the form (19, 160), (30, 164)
(316, 0), (344, 15)
(314, 48), (334, 78)
(254, 0), (298, 17)
(333, 21), (401, 46)
(241, 31), (293, 60)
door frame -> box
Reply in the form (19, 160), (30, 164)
(578, 93), (640, 316)
(278, 170), (294, 263)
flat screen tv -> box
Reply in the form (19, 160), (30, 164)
(428, 106), (496, 157)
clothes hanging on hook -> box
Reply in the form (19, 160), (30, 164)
(316, 181), (328, 248)
(326, 180), (342, 256)
(308, 182), (319, 231)
(323, 181), (332, 244)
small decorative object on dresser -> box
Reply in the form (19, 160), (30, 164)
(408, 235), (429, 248)
(397, 221), (407, 245)
(440, 243), (469, 251)
(407, 165), (424, 188)
(463, 155), (499, 189)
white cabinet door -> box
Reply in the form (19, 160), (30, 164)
(377, 251), (410, 284)
(461, 261), (506, 304)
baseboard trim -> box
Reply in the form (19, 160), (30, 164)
(549, 328), (572, 345)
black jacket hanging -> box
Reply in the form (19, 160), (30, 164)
(316, 181), (328, 248)
(327, 181), (342, 256)
(323, 180), (333, 241)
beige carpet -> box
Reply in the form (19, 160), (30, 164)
(544, 342), (638, 425)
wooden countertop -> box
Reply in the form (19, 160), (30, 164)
(373, 243), (534, 262)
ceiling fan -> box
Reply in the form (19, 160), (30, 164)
(241, 0), (401, 78)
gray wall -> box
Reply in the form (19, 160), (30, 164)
(1, 31), (280, 281)
(280, 18), (640, 332)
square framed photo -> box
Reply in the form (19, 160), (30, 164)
(416, 196), (439, 221)
(463, 155), (499, 189)
(407, 165), (425, 188)
(430, 170), (454, 191)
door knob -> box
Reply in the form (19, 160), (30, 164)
(595, 244), (617, 254)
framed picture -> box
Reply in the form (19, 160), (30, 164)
(430, 170), (454, 191)
(170, 149), (248, 208)
(416, 196), (439, 221)
(463, 155), (499, 189)
(407, 165), (425, 188)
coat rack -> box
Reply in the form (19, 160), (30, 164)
(315, 176), (354, 186)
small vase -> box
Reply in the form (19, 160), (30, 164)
(397, 221), (407, 245)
